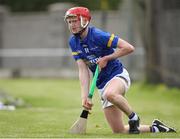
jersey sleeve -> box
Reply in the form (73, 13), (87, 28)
(93, 28), (119, 49)
(69, 36), (82, 61)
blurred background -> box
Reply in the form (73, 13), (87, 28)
(0, 0), (179, 87)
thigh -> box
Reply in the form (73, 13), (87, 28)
(104, 77), (126, 98)
(103, 105), (126, 133)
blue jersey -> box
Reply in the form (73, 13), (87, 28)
(69, 26), (124, 89)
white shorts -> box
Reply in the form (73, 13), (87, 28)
(98, 68), (131, 109)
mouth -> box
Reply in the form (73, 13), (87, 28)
(71, 27), (79, 34)
(72, 28), (76, 31)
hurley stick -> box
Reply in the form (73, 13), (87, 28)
(69, 65), (99, 134)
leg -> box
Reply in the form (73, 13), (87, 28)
(103, 105), (127, 133)
(99, 75), (176, 134)
(125, 125), (151, 133)
(103, 105), (151, 133)
(102, 77), (140, 133)
(103, 77), (132, 117)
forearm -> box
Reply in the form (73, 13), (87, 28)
(78, 64), (90, 99)
(104, 48), (129, 61)
(105, 38), (135, 61)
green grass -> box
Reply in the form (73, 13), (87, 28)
(0, 79), (179, 138)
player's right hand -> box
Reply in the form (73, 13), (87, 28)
(96, 56), (108, 69)
(82, 98), (93, 110)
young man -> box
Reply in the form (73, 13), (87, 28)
(64, 7), (176, 134)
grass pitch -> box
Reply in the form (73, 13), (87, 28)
(0, 79), (179, 138)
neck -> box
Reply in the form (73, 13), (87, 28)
(80, 27), (88, 39)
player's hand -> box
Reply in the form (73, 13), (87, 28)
(82, 98), (93, 110)
(96, 56), (108, 69)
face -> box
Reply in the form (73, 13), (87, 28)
(66, 16), (81, 34)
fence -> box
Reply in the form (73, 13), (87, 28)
(0, 2), (145, 80)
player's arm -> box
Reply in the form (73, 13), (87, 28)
(76, 59), (92, 110)
(105, 38), (135, 59)
(97, 38), (135, 68)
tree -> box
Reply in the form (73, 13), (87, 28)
(144, 0), (162, 83)
(135, 0), (180, 86)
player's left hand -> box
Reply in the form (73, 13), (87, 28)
(96, 56), (108, 69)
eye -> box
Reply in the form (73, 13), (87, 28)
(72, 20), (77, 23)
(67, 18), (78, 24)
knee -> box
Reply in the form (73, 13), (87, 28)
(112, 127), (126, 134)
(104, 90), (116, 102)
